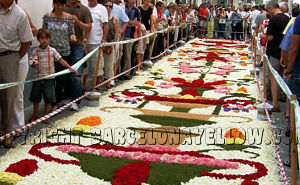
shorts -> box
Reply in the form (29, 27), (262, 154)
(266, 56), (281, 77)
(136, 39), (145, 54)
(200, 21), (207, 28)
(30, 79), (56, 104)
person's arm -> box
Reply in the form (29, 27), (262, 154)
(25, 12), (37, 36)
(113, 18), (119, 42)
(102, 22), (109, 42)
(83, 24), (91, 49)
(281, 50), (288, 66)
(58, 58), (78, 74)
(72, 14), (92, 30)
(287, 34), (300, 76)
(19, 42), (30, 58)
(119, 22), (128, 34)
(150, 13), (155, 32)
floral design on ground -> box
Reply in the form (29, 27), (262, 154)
(0, 159), (39, 184)
(72, 116), (102, 132)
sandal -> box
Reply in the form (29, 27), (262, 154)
(2, 137), (15, 148)
(43, 118), (51, 124)
(271, 105), (280, 112)
(28, 115), (38, 123)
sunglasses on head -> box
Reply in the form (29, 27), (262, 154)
(105, 4), (113, 8)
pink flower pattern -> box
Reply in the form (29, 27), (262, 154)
(56, 145), (239, 169)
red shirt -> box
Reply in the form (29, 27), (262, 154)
(199, 8), (208, 21)
(157, 11), (162, 19)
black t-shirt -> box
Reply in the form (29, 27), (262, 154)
(266, 13), (290, 59)
(138, 6), (153, 30)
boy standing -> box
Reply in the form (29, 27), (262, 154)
(29, 28), (77, 123)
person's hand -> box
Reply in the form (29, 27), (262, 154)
(284, 73), (291, 80)
(71, 15), (78, 22)
(259, 33), (264, 39)
(70, 34), (77, 43)
(29, 56), (38, 67)
(280, 57), (284, 67)
(69, 67), (78, 74)
(135, 21), (141, 27)
(83, 42), (87, 50)
(134, 42), (139, 51)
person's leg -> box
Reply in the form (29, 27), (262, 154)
(43, 79), (56, 113)
(86, 44), (102, 91)
(123, 42), (133, 77)
(136, 53), (142, 72)
(33, 103), (39, 118)
(29, 81), (43, 120)
(237, 22), (242, 40)
(0, 52), (19, 137)
(220, 24), (225, 38)
(12, 53), (29, 128)
(269, 57), (281, 111)
(69, 44), (84, 101)
(103, 47), (115, 89)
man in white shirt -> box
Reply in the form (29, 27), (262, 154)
(0, 0), (33, 147)
(279, 2), (291, 18)
(85, 0), (108, 91)
(249, 5), (260, 35)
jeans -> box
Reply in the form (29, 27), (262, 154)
(68, 44), (84, 101)
(286, 74), (300, 159)
(218, 23), (225, 39)
(288, 74), (300, 103)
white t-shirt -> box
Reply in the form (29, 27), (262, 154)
(250, 9), (260, 28)
(153, 6), (158, 19)
(87, 4), (108, 44)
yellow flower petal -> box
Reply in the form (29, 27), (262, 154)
(225, 138), (245, 145)
(72, 125), (91, 132)
(0, 172), (23, 184)
(180, 95), (195, 99)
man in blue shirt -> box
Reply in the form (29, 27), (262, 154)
(122, 0), (140, 79)
(286, 16), (300, 104)
(230, 8), (242, 40)
(111, 1), (129, 81)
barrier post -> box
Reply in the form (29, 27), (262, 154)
(93, 47), (102, 90)
(167, 28), (170, 48)
(181, 25), (184, 40)
(290, 94), (298, 185)
(149, 33), (157, 60)
(263, 55), (267, 99)
(254, 36), (257, 66)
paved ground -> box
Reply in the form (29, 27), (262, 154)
(0, 42), (294, 183)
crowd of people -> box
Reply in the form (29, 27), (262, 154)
(0, 0), (300, 153)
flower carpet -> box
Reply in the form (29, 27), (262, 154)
(0, 39), (285, 185)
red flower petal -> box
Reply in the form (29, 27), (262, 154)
(112, 161), (150, 185)
(181, 88), (199, 97)
(5, 159), (38, 177)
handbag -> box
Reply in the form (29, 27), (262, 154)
(102, 46), (112, 55)
(260, 39), (267, 46)
(219, 19), (226, 24)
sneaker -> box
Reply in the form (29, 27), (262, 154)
(142, 60), (153, 67)
(283, 159), (291, 167)
(43, 118), (51, 124)
(70, 103), (79, 111)
(110, 80), (115, 86)
(271, 105), (280, 112)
